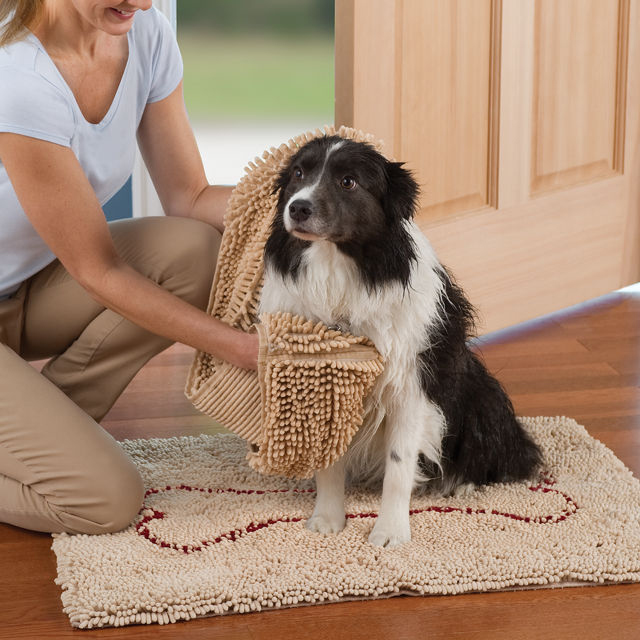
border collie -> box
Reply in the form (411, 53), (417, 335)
(258, 136), (543, 548)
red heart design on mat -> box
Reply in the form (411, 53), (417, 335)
(135, 476), (578, 554)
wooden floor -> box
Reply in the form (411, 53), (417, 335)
(1, 288), (639, 639)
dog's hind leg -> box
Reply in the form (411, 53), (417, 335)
(306, 456), (347, 535)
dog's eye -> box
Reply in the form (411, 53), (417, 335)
(340, 176), (357, 190)
(293, 167), (304, 179)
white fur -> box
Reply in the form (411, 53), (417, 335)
(259, 221), (447, 548)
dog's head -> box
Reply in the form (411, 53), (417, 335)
(273, 136), (419, 245)
(266, 136), (420, 290)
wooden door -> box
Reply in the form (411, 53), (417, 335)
(335, 0), (640, 333)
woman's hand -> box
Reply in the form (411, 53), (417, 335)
(231, 330), (259, 371)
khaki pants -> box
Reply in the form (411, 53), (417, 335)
(0, 216), (221, 534)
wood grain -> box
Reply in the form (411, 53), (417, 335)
(531, 0), (626, 193)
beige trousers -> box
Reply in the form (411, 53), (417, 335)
(0, 216), (221, 534)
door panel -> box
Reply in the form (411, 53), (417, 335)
(335, 0), (640, 333)
(398, 0), (494, 220)
(532, 0), (627, 194)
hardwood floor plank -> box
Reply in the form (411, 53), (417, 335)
(0, 540), (66, 627)
(3, 618), (258, 639)
(498, 368), (635, 395)
(102, 416), (233, 440)
(474, 333), (590, 359)
(575, 339), (640, 379)
(243, 585), (640, 640)
(510, 386), (640, 420)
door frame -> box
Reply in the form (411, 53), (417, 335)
(132, 0), (177, 218)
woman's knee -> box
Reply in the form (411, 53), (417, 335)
(52, 455), (146, 535)
(110, 216), (221, 310)
(169, 218), (222, 308)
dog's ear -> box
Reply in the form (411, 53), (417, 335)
(272, 165), (294, 221)
(383, 161), (419, 221)
(272, 165), (290, 197)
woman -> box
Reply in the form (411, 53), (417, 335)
(0, 1), (259, 535)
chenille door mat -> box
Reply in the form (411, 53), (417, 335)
(51, 416), (640, 629)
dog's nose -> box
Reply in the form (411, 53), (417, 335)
(289, 199), (313, 222)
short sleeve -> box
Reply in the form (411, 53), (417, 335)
(0, 67), (74, 146)
(147, 9), (183, 103)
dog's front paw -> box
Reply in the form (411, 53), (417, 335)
(305, 511), (346, 535)
(368, 518), (411, 548)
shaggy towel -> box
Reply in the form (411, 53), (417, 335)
(184, 126), (385, 477)
(251, 312), (384, 478)
(52, 417), (640, 629)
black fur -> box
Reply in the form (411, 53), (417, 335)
(263, 221), (308, 282)
(417, 268), (543, 492)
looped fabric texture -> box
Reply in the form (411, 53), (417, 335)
(185, 126), (386, 478)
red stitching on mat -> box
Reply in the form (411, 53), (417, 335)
(135, 475), (578, 554)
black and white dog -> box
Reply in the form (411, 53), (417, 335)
(258, 136), (542, 548)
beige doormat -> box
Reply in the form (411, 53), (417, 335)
(51, 416), (640, 629)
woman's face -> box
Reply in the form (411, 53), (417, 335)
(67, 0), (153, 35)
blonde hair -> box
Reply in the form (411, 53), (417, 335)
(0, 0), (44, 47)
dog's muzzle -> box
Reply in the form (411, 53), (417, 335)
(288, 199), (313, 222)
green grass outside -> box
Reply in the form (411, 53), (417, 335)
(178, 29), (335, 121)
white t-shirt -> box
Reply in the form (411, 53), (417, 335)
(0, 7), (183, 299)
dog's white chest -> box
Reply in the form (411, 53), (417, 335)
(260, 241), (363, 328)
(260, 228), (443, 359)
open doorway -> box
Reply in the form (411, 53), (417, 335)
(177, 0), (335, 185)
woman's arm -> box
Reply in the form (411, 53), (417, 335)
(136, 81), (232, 233)
(0, 132), (258, 369)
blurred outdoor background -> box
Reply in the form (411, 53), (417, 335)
(177, 0), (335, 185)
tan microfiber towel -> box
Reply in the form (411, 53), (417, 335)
(185, 126), (385, 478)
